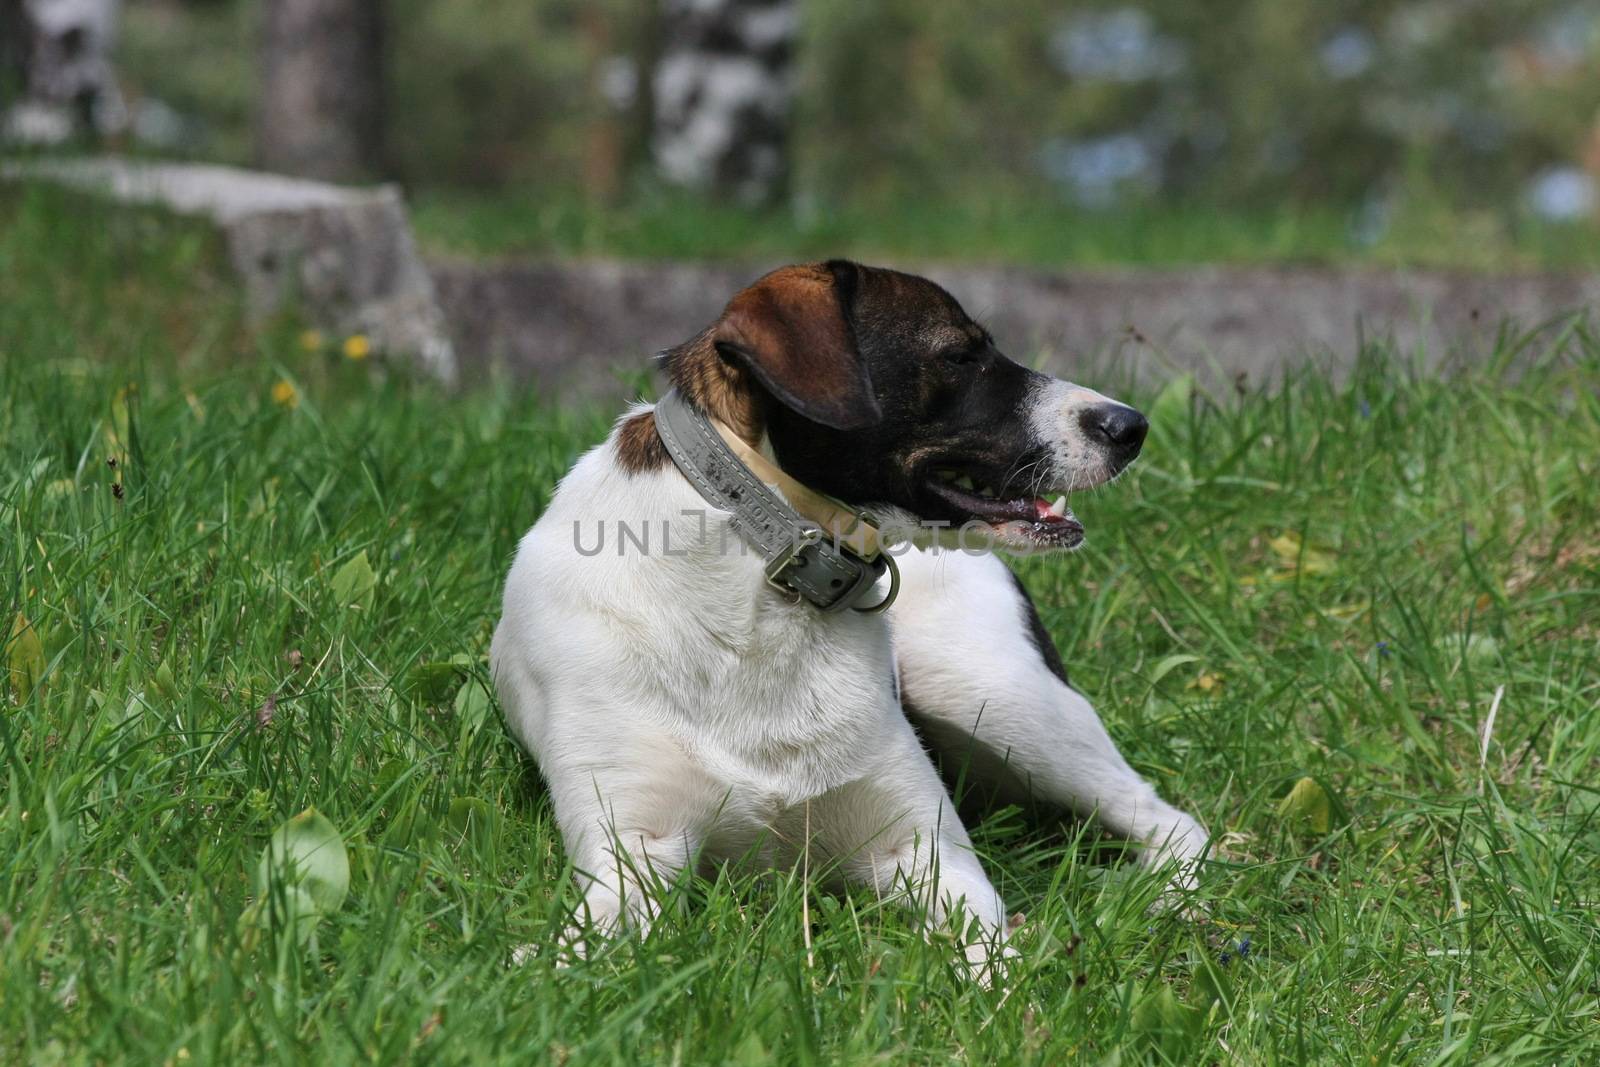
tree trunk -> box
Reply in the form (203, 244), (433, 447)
(580, 6), (623, 205)
(258, 0), (386, 183)
(651, 0), (797, 206)
(1, 0), (125, 145)
(1, 1), (27, 106)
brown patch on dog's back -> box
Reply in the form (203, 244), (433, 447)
(615, 411), (670, 474)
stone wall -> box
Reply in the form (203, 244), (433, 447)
(3, 157), (456, 382)
(431, 257), (1600, 397)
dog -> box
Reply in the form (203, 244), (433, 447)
(491, 261), (1207, 971)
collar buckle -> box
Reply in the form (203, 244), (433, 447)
(764, 526), (821, 602)
(765, 527), (891, 613)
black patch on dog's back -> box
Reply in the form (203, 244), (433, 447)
(1008, 569), (1069, 685)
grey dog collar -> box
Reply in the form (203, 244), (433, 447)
(652, 389), (895, 613)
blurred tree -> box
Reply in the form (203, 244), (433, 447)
(579, 1), (658, 204)
(652, 0), (797, 205)
(0, 1), (25, 104)
(1, 0), (126, 145)
(259, 0), (386, 181)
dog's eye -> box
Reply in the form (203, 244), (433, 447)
(940, 346), (982, 366)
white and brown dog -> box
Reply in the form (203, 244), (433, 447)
(491, 261), (1207, 971)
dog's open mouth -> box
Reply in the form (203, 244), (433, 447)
(925, 468), (1085, 548)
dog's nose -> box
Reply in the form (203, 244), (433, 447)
(1080, 404), (1149, 452)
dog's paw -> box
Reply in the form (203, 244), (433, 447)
(961, 935), (1018, 990)
(509, 913), (625, 968)
(509, 932), (595, 969)
(1139, 814), (1210, 917)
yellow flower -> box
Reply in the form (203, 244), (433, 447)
(342, 334), (372, 361)
(1187, 670), (1224, 692)
(298, 329), (325, 352)
(271, 379), (299, 409)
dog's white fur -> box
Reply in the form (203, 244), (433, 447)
(491, 380), (1206, 970)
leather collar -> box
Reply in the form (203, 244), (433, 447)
(651, 389), (898, 613)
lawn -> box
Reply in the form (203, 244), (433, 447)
(408, 188), (1600, 273)
(3, 185), (1599, 1065)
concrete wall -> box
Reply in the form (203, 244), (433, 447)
(432, 257), (1600, 397)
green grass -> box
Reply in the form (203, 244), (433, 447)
(410, 186), (1600, 272)
(3, 184), (1600, 1065)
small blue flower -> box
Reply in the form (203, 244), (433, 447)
(1237, 937), (1251, 959)
(1376, 641), (1392, 657)
(1358, 399), (1372, 419)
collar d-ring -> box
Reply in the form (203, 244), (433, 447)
(851, 552), (900, 614)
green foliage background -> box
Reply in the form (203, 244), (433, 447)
(117, 0), (1600, 212)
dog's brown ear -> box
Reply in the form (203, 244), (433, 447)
(711, 262), (882, 431)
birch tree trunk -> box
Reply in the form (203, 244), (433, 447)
(258, 0), (386, 182)
(652, 0), (797, 206)
(1, 0), (125, 145)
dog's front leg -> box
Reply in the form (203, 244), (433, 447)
(1006, 684), (1209, 894)
(892, 553), (1209, 899)
(796, 729), (1012, 981)
(542, 757), (711, 960)
(911, 669), (1210, 898)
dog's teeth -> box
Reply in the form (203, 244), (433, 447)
(1050, 495), (1068, 517)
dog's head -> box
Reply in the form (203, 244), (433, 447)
(661, 260), (1147, 552)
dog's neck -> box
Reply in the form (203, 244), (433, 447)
(662, 332), (766, 448)
(659, 332), (882, 554)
